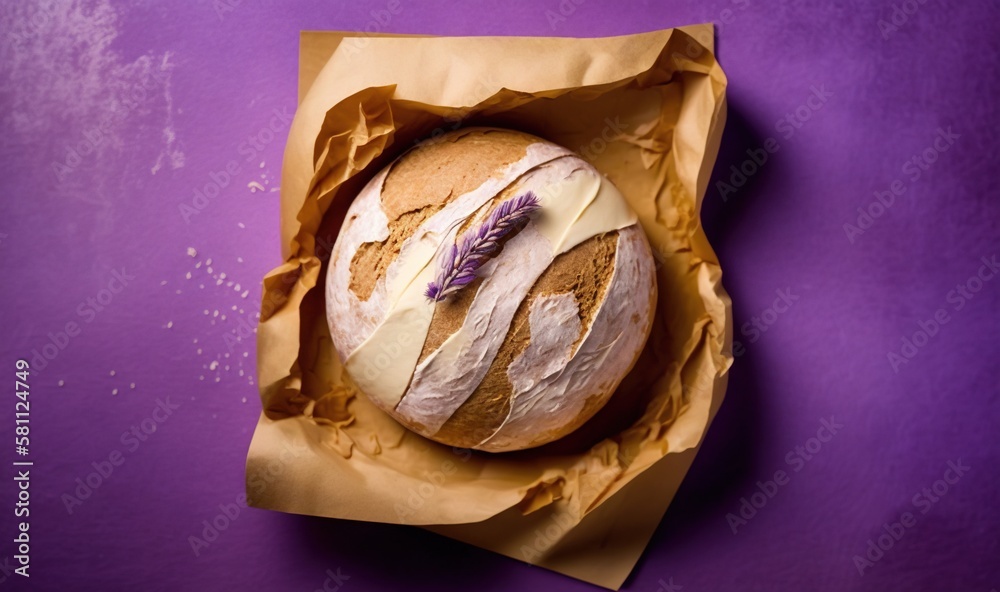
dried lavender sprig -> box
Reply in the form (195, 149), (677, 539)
(425, 191), (541, 302)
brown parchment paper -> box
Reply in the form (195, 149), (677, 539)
(246, 25), (731, 590)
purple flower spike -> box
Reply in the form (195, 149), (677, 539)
(425, 191), (541, 302)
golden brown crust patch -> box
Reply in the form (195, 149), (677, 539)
(417, 276), (484, 362)
(349, 208), (434, 301)
(380, 129), (538, 219)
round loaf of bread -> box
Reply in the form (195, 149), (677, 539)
(325, 128), (656, 452)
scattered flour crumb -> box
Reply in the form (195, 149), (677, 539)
(187, 247), (197, 257)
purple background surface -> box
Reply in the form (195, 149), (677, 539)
(1, 1), (998, 591)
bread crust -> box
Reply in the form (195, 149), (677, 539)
(325, 128), (656, 451)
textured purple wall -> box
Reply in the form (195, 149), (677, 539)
(1, 1), (997, 590)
